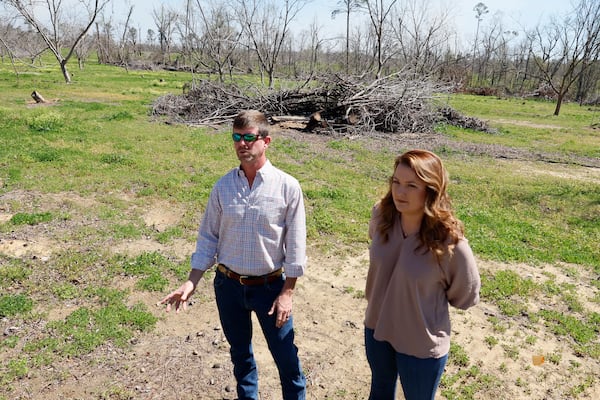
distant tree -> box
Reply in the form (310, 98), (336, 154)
(152, 4), (178, 63)
(0, 21), (20, 75)
(146, 28), (156, 45)
(191, 0), (242, 82)
(74, 33), (95, 69)
(332, 0), (365, 74)
(94, 18), (114, 64)
(471, 2), (489, 85)
(389, 0), (452, 75)
(233, 0), (309, 88)
(528, 0), (600, 115)
(2, 0), (110, 83)
(363, 0), (397, 78)
(117, 5), (134, 66)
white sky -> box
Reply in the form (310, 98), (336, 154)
(110, 0), (575, 46)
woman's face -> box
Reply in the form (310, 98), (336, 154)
(391, 163), (427, 217)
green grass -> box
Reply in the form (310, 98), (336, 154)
(449, 158), (600, 268)
(0, 58), (599, 398)
(9, 211), (53, 225)
(443, 94), (600, 158)
(0, 294), (33, 317)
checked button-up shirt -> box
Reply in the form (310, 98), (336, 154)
(190, 160), (306, 278)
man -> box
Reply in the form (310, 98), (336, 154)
(159, 110), (307, 400)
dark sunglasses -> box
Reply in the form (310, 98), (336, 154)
(232, 133), (262, 142)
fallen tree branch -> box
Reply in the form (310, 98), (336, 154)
(152, 72), (493, 134)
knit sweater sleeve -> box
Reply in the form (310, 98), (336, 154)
(444, 239), (481, 310)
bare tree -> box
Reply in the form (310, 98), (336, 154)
(0, 19), (22, 76)
(233, 0), (309, 88)
(146, 28), (156, 46)
(363, 0), (397, 78)
(74, 32), (94, 69)
(0, 14), (46, 66)
(528, 0), (600, 115)
(2, 0), (110, 83)
(471, 2), (488, 85)
(94, 17), (114, 64)
(152, 4), (178, 64)
(191, 0), (242, 82)
(331, 0), (365, 74)
(475, 16), (507, 87)
(117, 5), (134, 66)
(389, 0), (452, 75)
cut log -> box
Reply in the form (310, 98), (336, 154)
(31, 91), (47, 103)
(271, 115), (308, 123)
(305, 111), (328, 131)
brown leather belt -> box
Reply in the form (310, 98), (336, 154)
(217, 264), (283, 285)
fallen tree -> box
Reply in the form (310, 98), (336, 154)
(152, 72), (494, 134)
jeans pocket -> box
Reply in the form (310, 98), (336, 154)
(213, 270), (226, 288)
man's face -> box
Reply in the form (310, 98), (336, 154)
(233, 126), (270, 163)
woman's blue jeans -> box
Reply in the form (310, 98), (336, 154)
(214, 269), (306, 400)
(365, 327), (447, 400)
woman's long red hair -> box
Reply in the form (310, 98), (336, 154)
(375, 149), (464, 257)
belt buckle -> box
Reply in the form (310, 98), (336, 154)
(239, 274), (250, 285)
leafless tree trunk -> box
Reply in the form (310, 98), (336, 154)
(3, 0), (110, 83)
(74, 33), (94, 70)
(471, 2), (489, 86)
(332, 0), (366, 75)
(364, 0), (397, 79)
(94, 19), (114, 64)
(117, 6), (134, 67)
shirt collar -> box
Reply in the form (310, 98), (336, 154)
(237, 159), (273, 177)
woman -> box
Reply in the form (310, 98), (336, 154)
(364, 149), (481, 400)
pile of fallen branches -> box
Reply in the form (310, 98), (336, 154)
(152, 71), (492, 134)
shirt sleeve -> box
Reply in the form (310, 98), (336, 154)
(281, 182), (306, 278)
(445, 239), (481, 309)
(190, 184), (221, 271)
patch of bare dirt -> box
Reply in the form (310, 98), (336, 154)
(489, 118), (563, 130)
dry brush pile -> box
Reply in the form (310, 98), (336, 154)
(152, 72), (493, 134)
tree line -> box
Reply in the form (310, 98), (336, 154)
(0, 0), (598, 116)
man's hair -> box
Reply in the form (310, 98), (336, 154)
(233, 110), (270, 137)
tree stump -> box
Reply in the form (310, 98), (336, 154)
(31, 91), (47, 103)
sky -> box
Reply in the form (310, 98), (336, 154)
(110, 0), (575, 46)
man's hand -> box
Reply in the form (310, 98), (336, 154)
(269, 291), (293, 328)
(268, 277), (297, 328)
(159, 269), (204, 313)
(159, 280), (195, 313)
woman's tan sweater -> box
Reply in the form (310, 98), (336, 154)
(364, 205), (481, 359)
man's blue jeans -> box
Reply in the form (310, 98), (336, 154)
(365, 327), (447, 400)
(214, 269), (306, 400)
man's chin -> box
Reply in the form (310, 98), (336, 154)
(237, 154), (254, 162)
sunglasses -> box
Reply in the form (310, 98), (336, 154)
(232, 133), (263, 142)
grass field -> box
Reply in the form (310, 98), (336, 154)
(0, 60), (599, 399)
